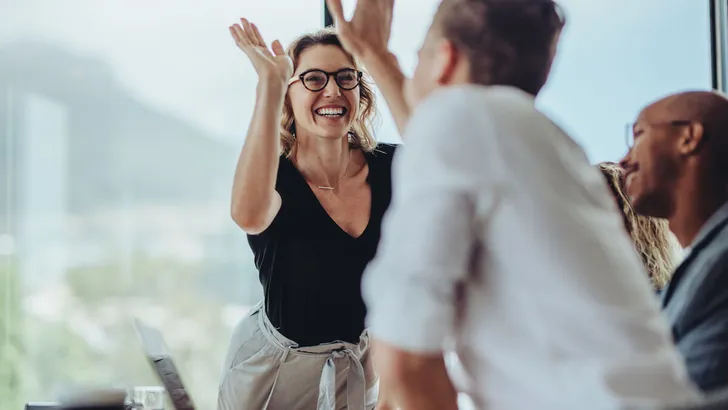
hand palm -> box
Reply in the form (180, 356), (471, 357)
(248, 43), (293, 82)
(229, 18), (293, 84)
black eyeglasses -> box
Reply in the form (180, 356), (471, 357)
(288, 68), (363, 92)
(624, 120), (692, 149)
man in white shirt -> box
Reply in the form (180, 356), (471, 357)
(328, 0), (702, 409)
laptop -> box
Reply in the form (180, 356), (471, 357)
(132, 319), (197, 410)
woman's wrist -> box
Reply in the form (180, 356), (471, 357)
(256, 77), (287, 101)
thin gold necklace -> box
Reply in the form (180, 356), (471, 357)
(294, 150), (351, 191)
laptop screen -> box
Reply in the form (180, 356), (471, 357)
(133, 319), (196, 410)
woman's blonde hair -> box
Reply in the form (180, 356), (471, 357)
(598, 162), (681, 290)
(280, 28), (378, 157)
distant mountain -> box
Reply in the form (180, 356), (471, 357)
(0, 39), (236, 214)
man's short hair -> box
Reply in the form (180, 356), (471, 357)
(432, 0), (565, 96)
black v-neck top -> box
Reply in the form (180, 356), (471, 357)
(247, 144), (398, 346)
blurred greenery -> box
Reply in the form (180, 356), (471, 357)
(0, 258), (24, 410)
(0, 252), (253, 410)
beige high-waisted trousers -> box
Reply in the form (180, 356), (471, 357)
(218, 302), (378, 410)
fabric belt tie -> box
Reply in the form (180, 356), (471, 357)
(317, 348), (366, 410)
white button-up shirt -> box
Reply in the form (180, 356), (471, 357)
(362, 85), (701, 409)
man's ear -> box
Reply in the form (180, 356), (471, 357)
(678, 122), (705, 156)
(433, 39), (460, 86)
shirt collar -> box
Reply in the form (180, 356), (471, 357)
(687, 200), (728, 250)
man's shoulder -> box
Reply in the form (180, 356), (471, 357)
(417, 85), (536, 112)
(669, 227), (728, 392)
(404, 85), (573, 175)
(408, 85), (541, 142)
(670, 226), (728, 313)
(684, 224), (728, 274)
(693, 228), (728, 282)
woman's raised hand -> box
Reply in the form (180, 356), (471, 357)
(229, 18), (293, 86)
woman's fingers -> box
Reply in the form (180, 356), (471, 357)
(235, 18), (274, 58)
(271, 39), (285, 56)
(229, 24), (247, 47)
(228, 26), (237, 42)
(240, 18), (259, 46)
(250, 22), (267, 48)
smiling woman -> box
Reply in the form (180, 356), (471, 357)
(220, 22), (399, 409)
(278, 32), (379, 158)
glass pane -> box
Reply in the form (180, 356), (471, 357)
(0, 1), (320, 408)
(538, 0), (712, 162)
(342, 0), (712, 161)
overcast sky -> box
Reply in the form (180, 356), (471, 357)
(1, 0), (713, 162)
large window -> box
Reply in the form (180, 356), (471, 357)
(0, 1), (320, 408)
(342, 0), (713, 162)
(0, 0), (718, 408)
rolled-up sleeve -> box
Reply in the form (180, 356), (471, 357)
(362, 89), (494, 353)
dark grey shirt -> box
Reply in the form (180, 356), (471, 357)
(663, 201), (728, 393)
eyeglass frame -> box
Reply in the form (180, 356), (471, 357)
(624, 120), (693, 149)
(288, 68), (363, 92)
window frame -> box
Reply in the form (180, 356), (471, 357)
(323, 1), (333, 27)
(712, 0), (728, 91)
